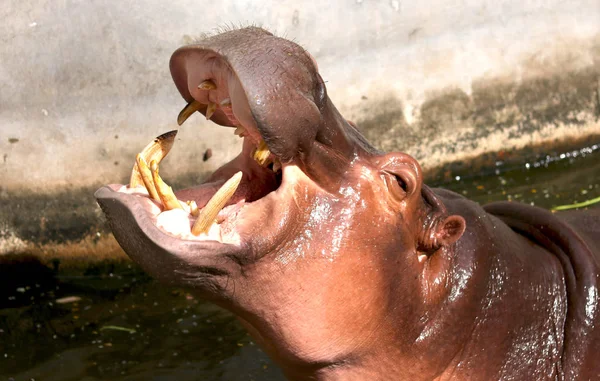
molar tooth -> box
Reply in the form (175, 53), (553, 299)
(130, 130), (177, 188)
(192, 171), (243, 236)
(252, 140), (271, 167)
(205, 102), (217, 120)
(150, 160), (183, 211)
(136, 154), (160, 201)
(198, 80), (217, 90)
(220, 98), (231, 107)
(177, 99), (203, 126)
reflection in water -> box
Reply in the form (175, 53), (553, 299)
(1, 145), (599, 380)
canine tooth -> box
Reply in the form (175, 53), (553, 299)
(220, 98), (231, 107)
(150, 160), (183, 211)
(177, 99), (203, 126)
(192, 171), (243, 236)
(272, 159), (282, 173)
(130, 130), (177, 188)
(205, 102), (217, 120)
(234, 126), (246, 137)
(136, 154), (160, 201)
(198, 80), (217, 90)
(252, 140), (271, 166)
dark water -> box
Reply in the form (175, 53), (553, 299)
(437, 143), (600, 210)
(0, 264), (283, 381)
(1, 144), (599, 381)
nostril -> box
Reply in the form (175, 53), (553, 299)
(314, 73), (327, 105)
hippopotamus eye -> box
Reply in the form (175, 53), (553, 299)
(393, 174), (408, 192)
(382, 172), (408, 201)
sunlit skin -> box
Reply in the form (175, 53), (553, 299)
(96, 27), (600, 380)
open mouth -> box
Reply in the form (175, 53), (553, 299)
(114, 79), (286, 245)
(98, 28), (336, 253)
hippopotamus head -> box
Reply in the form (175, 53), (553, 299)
(95, 27), (468, 378)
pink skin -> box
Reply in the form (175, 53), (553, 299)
(96, 27), (600, 380)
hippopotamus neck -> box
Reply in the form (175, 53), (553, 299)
(413, 189), (569, 380)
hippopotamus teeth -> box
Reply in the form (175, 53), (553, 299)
(252, 140), (272, 167)
(186, 200), (200, 217)
(127, 130), (273, 240)
(177, 80), (218, 125)
(191, 171), (243, 236)
(272, 159), (282, 173)
(135, 154), (160, 201)
(197, 79), (217, 90)
(150, 160), (184, 211)
(129, 130), (177, 188)
(234, 126), (246, 137)
(177, 99), (203, 126)
(205, 102), (217, 120)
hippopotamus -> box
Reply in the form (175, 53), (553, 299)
(95, 27), (600, 380)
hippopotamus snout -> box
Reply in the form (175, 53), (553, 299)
(170, 27), (360, 189)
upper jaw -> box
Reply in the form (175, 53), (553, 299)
(170, 28), (326, 164)
(170, 27), (370, 194)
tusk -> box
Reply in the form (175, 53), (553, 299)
(192, 171), (243, 236)
(150, 160), (183, 211)
(177, 99), (203, 126)
(136, 154), (160, 201)
(205, 102), (217, 120)
(198, 80), (217, 90)
(130, 130), (177, 188)
(252, 140), (271, 166)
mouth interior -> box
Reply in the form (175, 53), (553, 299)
(118, 71), (284, 245)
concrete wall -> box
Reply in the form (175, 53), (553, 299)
(1, 0), (599, 260)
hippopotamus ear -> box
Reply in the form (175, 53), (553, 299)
(419, 186), (467, 253)
(435, 215), (466, 246)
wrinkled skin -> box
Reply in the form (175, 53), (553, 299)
(95, 27), (600, 380)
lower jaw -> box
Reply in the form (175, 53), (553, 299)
(115, 164), (284, 246)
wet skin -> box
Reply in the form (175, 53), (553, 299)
(95, 27), (600, 380)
